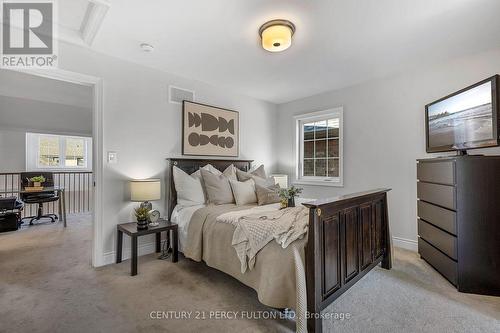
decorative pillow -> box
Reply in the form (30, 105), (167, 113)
(250, 164), (267, 178)
(173, 166), (205, 206)
(229, 179), (257, 205)
(222, 164), (237, 181)
(191, 163), (222, 178)
(174, 164), (225, 206)
(200, 168), (235, 205)
(236, 166), (274, 187)
(236, 164), (266, 180)
(202, 164), (222, 176)
(255, 183), (281, 206)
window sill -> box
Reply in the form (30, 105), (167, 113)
(294, 180), (344, 187)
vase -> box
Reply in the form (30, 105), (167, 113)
(136, 219), (148, 230)
(280, 198), (288, 209)
(288, 197), (295, 207)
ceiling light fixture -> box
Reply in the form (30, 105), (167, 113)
(259, 19), (295, 53)
(140, 43), (154, 52)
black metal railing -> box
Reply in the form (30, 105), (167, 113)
(0, 172), (93, 217)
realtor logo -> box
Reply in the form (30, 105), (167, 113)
(1, 0), (57, 68)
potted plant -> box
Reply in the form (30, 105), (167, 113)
(134, 206), (150, 230)
(29, 175), (46, 188)
(279, 185), (303, 208)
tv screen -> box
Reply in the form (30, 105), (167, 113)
(426, 75), (499, 153)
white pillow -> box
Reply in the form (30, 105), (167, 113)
(249, 164), (267, 178)
(229, 179), (257, 205)
(202, 164), (222, 176)
(173, 164), (230, 206)
(191, 163), (222, 178)
(223, 164), (237, 180)
(173, 166), (205, 207)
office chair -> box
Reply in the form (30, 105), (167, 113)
(20, 172), (59, 225)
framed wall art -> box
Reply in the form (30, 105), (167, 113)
(182, 101), (239, 157)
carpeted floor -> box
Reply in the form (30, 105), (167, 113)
(0, 215), (499, 333)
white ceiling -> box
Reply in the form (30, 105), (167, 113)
(58, 0), (89, 31)
(55, 0), (109, 46)
(66, 0), (500, 104)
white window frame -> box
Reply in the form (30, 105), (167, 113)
(294, 107), (344, 187)
(26, 132), (93, 172)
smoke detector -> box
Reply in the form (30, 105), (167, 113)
(140, 43), (154, 52)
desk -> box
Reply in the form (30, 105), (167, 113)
(0, 187), (67, 227)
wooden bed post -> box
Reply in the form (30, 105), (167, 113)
(381, 192), (392, 270)
(305, 207), (322, 333)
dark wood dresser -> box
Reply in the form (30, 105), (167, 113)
(417, 156), (500, 296)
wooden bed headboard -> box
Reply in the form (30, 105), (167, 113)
(166, 158), (253, 219)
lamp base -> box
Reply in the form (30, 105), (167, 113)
(140, 201), (152, 211)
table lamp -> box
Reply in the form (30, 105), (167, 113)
(130, 179), (161, 210)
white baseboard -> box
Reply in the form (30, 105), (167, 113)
(392, 236), (418, 252)
(102, 240), (167, 266)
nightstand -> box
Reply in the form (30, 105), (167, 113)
(116, 220), (178, 276)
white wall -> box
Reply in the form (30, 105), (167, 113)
(54, 41), (278, 263)
(0, 69), (93, 108)
(0, 129), (25, 171)
(276, 47), (500, 250)
(0, 95), (92, 135)
(0, 94), (92, 172)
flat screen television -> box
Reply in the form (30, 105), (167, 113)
(425, 75), (500, 154)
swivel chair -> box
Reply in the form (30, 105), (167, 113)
(20, 172), (59, 225)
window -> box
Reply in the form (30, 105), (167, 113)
(26, 133), (92, 171)
(295, 108), (343, 186)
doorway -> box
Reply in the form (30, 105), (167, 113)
(0, 68), (103, 267)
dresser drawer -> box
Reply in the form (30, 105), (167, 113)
(417, 182), (455, 210)
(419, 238), (457, 286)
(418, 219), (457, 259)
(417, 161), (455, 185)
(417, 200), (457, 235)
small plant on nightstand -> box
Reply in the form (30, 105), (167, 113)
(134, 206), (149, 230)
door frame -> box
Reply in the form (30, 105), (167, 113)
(7, 68), (104, 267)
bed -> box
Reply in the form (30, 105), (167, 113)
(167, 158), (392, 333)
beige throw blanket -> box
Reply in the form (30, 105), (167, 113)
(217, 206), (309, 273)
(184, 204), (309, 333)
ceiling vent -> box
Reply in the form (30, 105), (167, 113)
(169, 85), (195, 104)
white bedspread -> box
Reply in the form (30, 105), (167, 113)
(170, 204), (205, 252)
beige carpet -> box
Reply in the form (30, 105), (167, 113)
(0, 215), (499, 333)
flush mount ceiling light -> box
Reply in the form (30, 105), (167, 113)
(259, 19), (296, 53)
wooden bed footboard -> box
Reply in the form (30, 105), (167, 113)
(303, 189), (392, 333)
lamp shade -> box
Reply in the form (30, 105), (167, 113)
(130, 179), (161, 202)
